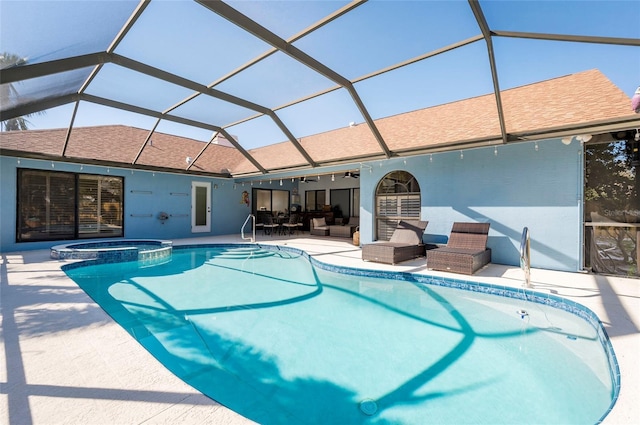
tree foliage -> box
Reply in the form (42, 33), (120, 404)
(1, 52), (44, 131)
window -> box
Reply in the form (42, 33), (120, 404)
(330, 188), (351, 218)
(17, 169), (123, 242)
(375, 171), (421, 240)
(305, 190), (326, 211)
(252, 188), (290, 215)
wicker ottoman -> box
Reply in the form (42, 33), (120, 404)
(329, 224), (356, 238)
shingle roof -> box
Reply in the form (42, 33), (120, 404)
(1, 69), (636, 177)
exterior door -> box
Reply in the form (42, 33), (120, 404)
(191, 181), (211, 233)
(584, 134), (639, 276)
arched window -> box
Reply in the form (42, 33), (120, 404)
(375, 171), (421, 241)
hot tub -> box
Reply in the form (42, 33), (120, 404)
(51, 239), (172, 265)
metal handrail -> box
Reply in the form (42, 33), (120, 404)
(241, 214), (256, 243)
(520, 227), (531, 288)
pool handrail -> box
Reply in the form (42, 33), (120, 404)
(520, 226), (531, 288)
(241, 214), (256, 243)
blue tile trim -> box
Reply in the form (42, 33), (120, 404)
(56, 239), (171, 265)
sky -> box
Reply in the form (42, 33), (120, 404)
(1, 0), (639, 150)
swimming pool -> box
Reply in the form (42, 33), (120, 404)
(63, 244), (618, 425)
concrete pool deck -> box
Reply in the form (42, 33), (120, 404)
(1, 234), (638, 424)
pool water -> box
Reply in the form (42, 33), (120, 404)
(64, 245), (617, 425)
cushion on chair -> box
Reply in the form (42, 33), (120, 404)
(312, 217), (327, 229)
(311, 217), (330, 236)
(389, 220), (427, 245)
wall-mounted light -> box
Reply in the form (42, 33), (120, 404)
(279, 179), (283, 186)
(331, 174), (335, 182)
(359, 163), (373, 173)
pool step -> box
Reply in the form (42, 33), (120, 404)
(212, 247), (276, 260)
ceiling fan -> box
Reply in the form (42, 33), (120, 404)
(299, 176), (318, 183)
(343, 171), (359, 179)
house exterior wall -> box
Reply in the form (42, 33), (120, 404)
(358, 138), (583, 272)
(1, 138), (584, 272)
(0, 157), (273, 253)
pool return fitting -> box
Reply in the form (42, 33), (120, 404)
(359, 399), (378, 415)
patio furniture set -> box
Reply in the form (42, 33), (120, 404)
(263, 214), (491, 275)
(360, 220), (492, 275)
(257, 214), (304, 236)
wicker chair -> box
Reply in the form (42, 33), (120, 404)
(310, 217), (330, 236)
(426, 222), (491, 275)
(362, 220), (428, 265)
(282, 214), (300, 235)
(262, 214), (279, 236)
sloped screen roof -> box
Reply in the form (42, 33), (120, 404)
(1, 0), (639, 177)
